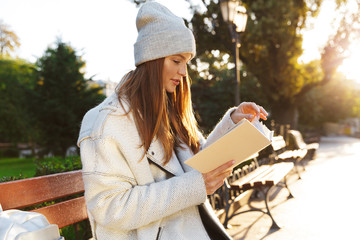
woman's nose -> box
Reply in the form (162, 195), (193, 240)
(178, 64), (187, 76)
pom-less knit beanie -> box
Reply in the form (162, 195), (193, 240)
(134, 1), (196, 66)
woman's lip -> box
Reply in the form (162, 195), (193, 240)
(171, 79), (180, 85)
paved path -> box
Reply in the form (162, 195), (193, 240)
(227, 136), (360, 240)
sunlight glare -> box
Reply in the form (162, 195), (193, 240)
(338, 44), (360, 85)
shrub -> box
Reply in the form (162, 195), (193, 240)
(34, 156), (82, 176)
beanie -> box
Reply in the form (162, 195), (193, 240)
(134, 1), (196, 66)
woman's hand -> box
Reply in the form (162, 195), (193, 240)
(230, 102), (268, 124)
(202, 160), (235, 195)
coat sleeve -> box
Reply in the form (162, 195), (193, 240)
(80, 136), (207, 231)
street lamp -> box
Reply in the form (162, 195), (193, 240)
(220, 0), (248, 105)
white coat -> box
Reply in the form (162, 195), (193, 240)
(77, 93), (235, 239)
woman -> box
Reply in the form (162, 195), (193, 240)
(77, 2), (267, 239)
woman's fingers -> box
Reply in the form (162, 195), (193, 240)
(208, 160), (234, 178)
(259, 106), (268, 120)
(202, 160), (235, 195)
(240, 102), (268, 120)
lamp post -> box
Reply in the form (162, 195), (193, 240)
(220, 0), (248, 105)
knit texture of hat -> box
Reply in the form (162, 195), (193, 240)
(134, 2), (196, 66)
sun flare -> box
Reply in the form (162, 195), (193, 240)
(338, 44), (360, 85)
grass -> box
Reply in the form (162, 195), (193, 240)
(0, 158), (36, 178)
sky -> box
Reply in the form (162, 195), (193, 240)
(1, 0), (359, 84)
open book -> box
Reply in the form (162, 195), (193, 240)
(185, 118), (274, 173)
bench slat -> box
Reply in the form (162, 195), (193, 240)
(264, 162), (294, 186)
(230, 165), (271, 190)
(306, 142), (319, 150)
(32, 196), (88, 229)
(252, 165), (282, 187)
(0, 170), (84, 210)
(230, 162), (294, 191)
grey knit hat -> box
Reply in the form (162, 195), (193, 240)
(134, 1), (196, 66)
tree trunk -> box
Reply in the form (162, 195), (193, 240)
(271, 101), (299, 129)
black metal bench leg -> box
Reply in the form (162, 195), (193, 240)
(263, 187), (281, 230)
(223, 180), (231, 228)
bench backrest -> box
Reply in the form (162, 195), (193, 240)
(288, 130), (307, 149)
(270, 136), (287, 151)
(0, 170), (88, 228)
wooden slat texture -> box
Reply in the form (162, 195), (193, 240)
(0, 170), (84, 210)
(32, 196), (88, 229)
(230, 165), (271, 190)
(265, 162), (294, 186)
(230, 162), (294, 191)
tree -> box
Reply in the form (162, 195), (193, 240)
(34, 39), (105, 157)
(0, 20), (20, 57)
(129, 0), (359, 130)
(233, 0), (322, 127)
(299, 72), (360, 128)
(190, 51), (235, 133)
(0, 58), (37, 145)
(189, 0), (360, 128)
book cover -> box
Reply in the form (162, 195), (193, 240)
(185, 119), (273, 173)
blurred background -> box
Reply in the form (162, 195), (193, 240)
(1, 0), (360, 238)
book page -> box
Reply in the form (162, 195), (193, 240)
(185, 119), (273, 173)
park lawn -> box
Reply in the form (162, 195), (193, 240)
(0, 158), (36, 178)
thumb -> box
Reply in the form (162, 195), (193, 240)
(242, 114), (254, 121)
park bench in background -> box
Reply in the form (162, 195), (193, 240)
(288, 130), (319, 161)
(270, 135), (307, 179)
(213, 139), (295, 230)
(0, 170), (88, 238)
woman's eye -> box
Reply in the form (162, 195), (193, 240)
(173, 60), (180, 64)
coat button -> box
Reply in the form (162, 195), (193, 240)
(151, 151), (155, 155)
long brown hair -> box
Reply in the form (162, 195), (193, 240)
(117, 58), (200, 165)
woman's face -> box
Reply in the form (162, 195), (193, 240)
(162, 53), (192, 93)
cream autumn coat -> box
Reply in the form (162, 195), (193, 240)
(77, 93), (235, 240)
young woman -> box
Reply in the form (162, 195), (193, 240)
(77, 2), (267, 239)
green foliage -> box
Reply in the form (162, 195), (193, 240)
(60, 220), (92, 240)
(0, 173), (25, 183)
(0, 58), (38, 144)
(188, 1), (233, 56)
(190, 50), (269, 133)
(190, 51), (234, 133)
(33, 39), (105, 156)
(299, 73), (360, 127)
(237, 0), (323, 126)
(34, 155), (82, 176)
(0, 155), (82, 180)
(0, 20), (20, 57)
(186, 0), (323, 128)
(188, 0), (360, 128)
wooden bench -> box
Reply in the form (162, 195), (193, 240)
(288, 130), (319, 161)
(270, 135), (307, 179)
(0, 170), (88, 237)
(220, 149), (294, 230)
